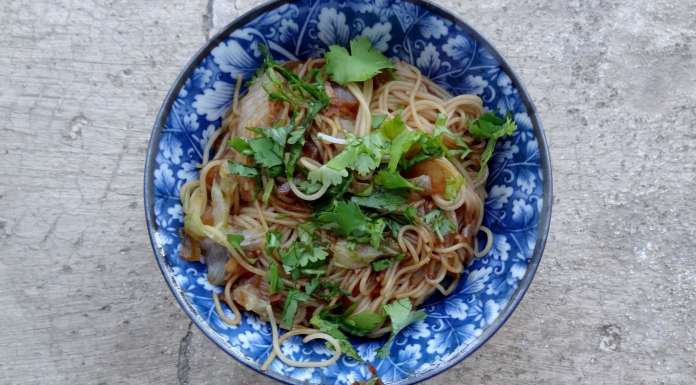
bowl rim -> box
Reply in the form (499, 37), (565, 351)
(144, 0), (553, 384)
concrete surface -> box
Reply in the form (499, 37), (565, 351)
(1, 0), (695, 384)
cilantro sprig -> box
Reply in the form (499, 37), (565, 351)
(314, 201), (386, 248)
(376, 298), (426, 358)
(423, 209), (455, 241)
(468, 112), (517, 173)
(325, 36), (395, 85)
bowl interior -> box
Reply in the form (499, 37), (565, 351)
(147, 1), (550, 384)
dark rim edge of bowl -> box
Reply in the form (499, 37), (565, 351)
(143, 1), (553, 384)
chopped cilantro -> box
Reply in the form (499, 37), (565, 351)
(423, 209), (455, 241)
(341, 310), (386, 336)
(304, 277), (321, 296)
(371, 259), (392, 272)
(294, 178), (322, 194)
(312, 280), (351, 301)
(374, 169), (420, 190)
(285, 101), (326, 177)
(279, 225), (328, 279)
(307, 132), (387, 186)
(265, 230), (282, 252)
(376, 298), (426, 358)
(325, 36), (395, 85)
(227, 161), (258, 177)
(228, 137), (253, 156)
(280, 241), (329, 280)
(261, 177), (275, 204)
(378, 114), (406, 140)
(403, 206), (417, 223)
(388, 129), (420, 171)
(371, 114), (387, 129)
(282, 289), (310, 326)
(248, 136), (284, 168)
(314, 201), (386, 248)
(310, 314), (363, 361)
(401, 133), (448, 169)
(254, 46), (330, 178)
(468, 112), (517, 173)
(433, 113), (472, 160)
(443, 175), (465, 200)
(468, 112), (516, 140)
(350, 191), (406, 212)
(227, 234), (244, 252)
(267, 261), (284, 294)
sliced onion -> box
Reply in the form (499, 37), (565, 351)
(201, 239), (229, 286)
(332, 240), (382, 269)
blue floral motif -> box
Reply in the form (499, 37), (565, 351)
(149, 1), (547, 384)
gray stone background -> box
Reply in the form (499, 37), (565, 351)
(1, 0), (695, 384)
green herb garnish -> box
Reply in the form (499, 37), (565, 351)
(376, 298), (426, 358)
(325, 36), (395, 85)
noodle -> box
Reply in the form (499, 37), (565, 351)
(178, 47), (509, 370)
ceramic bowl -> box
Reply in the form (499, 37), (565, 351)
(145, 0), (552, 383)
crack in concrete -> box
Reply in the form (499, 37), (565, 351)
(99, 143), (127, 205)
(202, 0), (215, 40)
(41, 214), (61, 244)
(176, 321), (193, 385)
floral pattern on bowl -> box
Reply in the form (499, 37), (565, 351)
(145, 1), (552, 384)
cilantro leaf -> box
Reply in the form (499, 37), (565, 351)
(228, 137), (253, 156)
(480, 139), (497, 170)
(228, 161), (258, 177)
(314, 201), (386, 247)
(350, 191), (407, 212)
(371, 114), (387, 129)
(403, 207), (417, 223)
(374, 169), (420, 190)
(248, 137), (284, 168)
(444, 175), (464, 200)
(265, 230), (282, 252)
(308, 132), (386, 186)
(285, 101), (326, 177)
(325, 36), (395, 85)
(388, 129), (420, 171)
(423, 209), (455, 241)
(401, 133), (448, 169)
(307, 145), (356, 186)
(355, 152), (380, 176)
(227, 234), (244, 252)
(279, 226), (329, 279)
(308, 165), (348, 187)
(310, 314), (363, 362)
(267, 261), (284, 294)
(378, 114), (406, 140)
(468, 112), (517, 174)
(261, 45), (330, 107)
(376, 298), (426, 358)
(304, 277), (321, 296)
(433, 113), (472, 160)
(282, 289), (310, 326)
(294, 178), (323, 194)
(280, 242), (329, 279)
(468, 112), (516, 139)
(341, 310), (385, 336)
(261, 177), (275, 204)
(371, 259), (392, 272)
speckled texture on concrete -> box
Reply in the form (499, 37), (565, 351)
(0, 1), (695, 384)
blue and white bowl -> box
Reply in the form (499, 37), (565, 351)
(145, 1), (552, 384)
